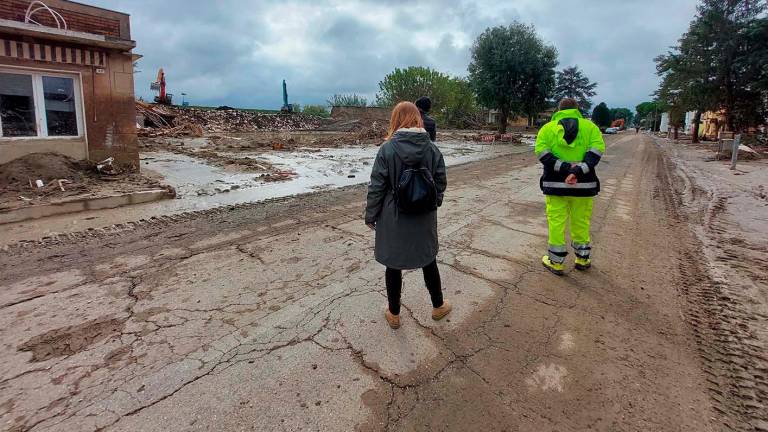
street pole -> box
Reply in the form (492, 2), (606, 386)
(730, 134), (741, 170)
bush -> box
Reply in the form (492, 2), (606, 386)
(302, 104), (330, 118)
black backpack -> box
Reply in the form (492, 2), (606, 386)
(394, 154), (438, 214)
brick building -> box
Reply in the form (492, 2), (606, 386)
(0, 0), (138, 167)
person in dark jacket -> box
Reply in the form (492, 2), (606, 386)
(415, 96), (437, 141)
(365, 101), (451, 329)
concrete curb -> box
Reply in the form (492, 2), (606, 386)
(0, 189), (173, 225)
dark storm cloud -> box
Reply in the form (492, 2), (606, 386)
(91, 0), (697, 111)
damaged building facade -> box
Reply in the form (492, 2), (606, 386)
(0, 0), (138, 167)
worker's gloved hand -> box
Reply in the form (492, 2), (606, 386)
(565, 174), (578, 185)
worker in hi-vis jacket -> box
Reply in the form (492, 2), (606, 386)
(535, 98), (606, 275)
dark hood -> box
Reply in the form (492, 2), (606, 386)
(559, 118), (579, 144)
(390, 128), (432, 165)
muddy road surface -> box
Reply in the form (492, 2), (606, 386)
(1, 134), (764, 431)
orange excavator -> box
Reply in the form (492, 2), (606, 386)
(150, 68), (173, 105)
(610, 118), (625, 130)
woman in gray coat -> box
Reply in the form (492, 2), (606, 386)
(364, 102), (451, 329)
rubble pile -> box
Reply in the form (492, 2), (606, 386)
(137, 103), (325, 137)
(167, 106), (323, 132)
(716, 144), (762, 161)
(355, 120), (387, 142)
(0, 153), (167, 209)
(470, 133), (523, 143)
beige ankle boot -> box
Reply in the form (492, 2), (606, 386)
(385, 309), (401, 329)
(432, 301), (452, 321)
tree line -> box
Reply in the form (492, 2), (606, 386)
(653, 0), (767, 141)
(311, 21), (643, 133)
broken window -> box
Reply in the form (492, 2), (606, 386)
(43, 76), (78, 136)
(0, 72), (37, 137)
(0, 69), (82, 138)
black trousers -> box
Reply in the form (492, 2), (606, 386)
(385, 260), (443, 315)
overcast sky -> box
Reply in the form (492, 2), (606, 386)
(92, 0), (698, 111)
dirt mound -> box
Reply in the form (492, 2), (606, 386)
(0, 153), (170, 211)
(0, 153), (88, 187)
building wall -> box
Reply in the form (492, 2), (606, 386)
(0, 39), (138, 167)
(659, 112), (670, 132)
(0, 0), (129, 39)
(0, 1), (137, 167)
(0, 137), (87, 161)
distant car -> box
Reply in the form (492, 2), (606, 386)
(604, 127), (619, 134)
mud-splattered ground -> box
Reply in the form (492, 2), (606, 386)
(654, 137), (768, 431)
(0, 134), (764, 431)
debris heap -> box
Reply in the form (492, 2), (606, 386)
(137, 103), (324, 137)
(0, 153), (169, 209)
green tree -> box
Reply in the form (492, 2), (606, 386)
(655, 14), (721, 141)
(656, 0), (767, 135)
(697, 0), (766, 130)
(521, 49), (558, 126)
(468, 22), (559, 133)
(375, 67), (480, 127)
(609, 108), (634, 126)
(302, 104), (330, 118)
(327, 94), (368, 107)
(375, 66), (452, 108)
(734, 15), (768, 129)
(553, 66), (598, 113)
(668, 104), (687, 140)
(440, 78), (481, 128)
(636, 101), (661, 131)
(591, 102), (611, 128)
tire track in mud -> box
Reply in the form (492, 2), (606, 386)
(655, 140), (768, 432)
(0, 184), (367, 254)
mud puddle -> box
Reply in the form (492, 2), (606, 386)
(143, 141), (529, 205)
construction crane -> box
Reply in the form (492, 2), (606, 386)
(150, 68), (173, 105)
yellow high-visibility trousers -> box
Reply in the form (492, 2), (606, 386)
(545, 195), (593, 263)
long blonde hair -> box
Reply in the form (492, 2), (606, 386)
(387, 102), (424, 138)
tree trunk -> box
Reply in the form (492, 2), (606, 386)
(691, 110), (701, 143)
(673, 126), (679, 140)
(498, 107), (509, 134)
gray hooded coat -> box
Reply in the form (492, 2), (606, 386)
(364, 128), (447, 270)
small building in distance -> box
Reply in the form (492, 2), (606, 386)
(0, 0), (139, 167)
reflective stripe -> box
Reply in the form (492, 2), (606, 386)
(572, 242), (591, 257)
(588, 148), (603, 156)
(554, 160), (563, 172)
(548, 244), (567, 253)
(538, 150), (552, 161)
(542, 181), (598, 189)
(579, 163), (590, 174)
(548, 251), (566, 263)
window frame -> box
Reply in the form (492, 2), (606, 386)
(0, 66), (85, 140)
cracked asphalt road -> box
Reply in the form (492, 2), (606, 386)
(0, 134), (731, 431)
